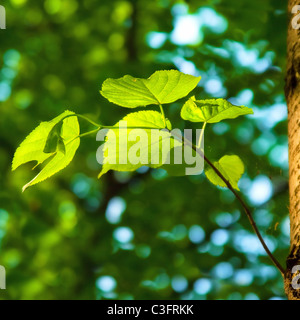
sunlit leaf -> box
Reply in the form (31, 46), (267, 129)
(43, 121), (65, 154)
(12, 111), (80, 191)
(205, 155), (244, 190)
(98, 110), (181, 178)
(101, 70), (201, 108)
(181, 98), (253, 123)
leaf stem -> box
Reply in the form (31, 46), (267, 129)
(197, 122), (206, 149)
(65, 128), (100, 146)
(60, 114), (101, 128)
(76, 114), (101, 127)
(66, 126), (167, 145)
(159, 104), (167, 128)
(78, 129), (100, 139)
(101, 126), (163, 130)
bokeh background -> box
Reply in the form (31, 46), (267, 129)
(0, 0), (289, 299)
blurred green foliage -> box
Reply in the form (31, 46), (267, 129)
(0, 0), (289, 299)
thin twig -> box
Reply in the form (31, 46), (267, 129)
(200, 151), (285, 276)
(172, 131), (285, 276)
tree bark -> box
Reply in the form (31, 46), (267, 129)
(285, 0), (300, 300)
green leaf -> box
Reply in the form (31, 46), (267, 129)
(181, 98), (253, 123)
(100, 70), (201, 108)
(43, 121), (65, 154)
(12, 111), (80, 191)
(57, 138), (66, 155)
(205, 155), (245, 191)
(98, 110), (181, 178)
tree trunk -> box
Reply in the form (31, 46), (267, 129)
(285, 0), (300, 300)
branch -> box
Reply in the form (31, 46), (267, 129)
(200, 151), (285, 276)
(172, 131), (285, 276)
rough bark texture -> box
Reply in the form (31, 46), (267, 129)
(285, 0), (300, 300)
